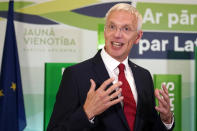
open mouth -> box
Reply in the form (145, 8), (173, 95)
(112, 42), (124, 47)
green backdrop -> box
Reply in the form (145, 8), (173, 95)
(154, 74), (182, 131)
(44, 63), (76, 131)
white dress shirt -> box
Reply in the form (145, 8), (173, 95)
(101, 48), (137, 105)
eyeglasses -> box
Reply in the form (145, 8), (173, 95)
(105, 23), (137, 34)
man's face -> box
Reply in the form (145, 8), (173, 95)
(104, 10), (142, 62)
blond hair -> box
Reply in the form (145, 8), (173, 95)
(105, 3), (142, 31)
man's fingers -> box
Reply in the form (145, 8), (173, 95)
(155, 89), (168, 108)
(155, 99), (167, 114)
(154, 89), (160, 99)
(162, 84), (169, 94)
(155, 89), (168, 103)
(108, 88), (122, 101)
(157, 86), (170, 107)
(89, 79), (96, 92)
(159, 90), (170, 105)
(109, 96), (124, 107)
(155, 86), (173, 123)
(155, 88), (171, 114)
(106, 81), (122, 95)
(99, 77), (115, 91)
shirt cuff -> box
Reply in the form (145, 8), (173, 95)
(163, 114), (174, 130)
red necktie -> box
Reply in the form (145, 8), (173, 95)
(118, 63), (136, 131)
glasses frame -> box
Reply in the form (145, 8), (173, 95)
(105, 23), (137, 35)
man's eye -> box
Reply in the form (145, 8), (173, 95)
(110, 25), (115, 29)
(123, 27), (130, 31)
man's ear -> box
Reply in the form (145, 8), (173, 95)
(134, 30), (143, 44)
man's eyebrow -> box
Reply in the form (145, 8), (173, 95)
(123, 24), (136, 29)
(107, 22), (135, 28)
(123, 23), (134, 26)
(107, 21), (115, 25)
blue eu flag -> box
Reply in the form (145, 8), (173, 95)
(0, 1), (27, 131)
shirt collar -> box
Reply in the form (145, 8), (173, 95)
(101, 48), (129, 71)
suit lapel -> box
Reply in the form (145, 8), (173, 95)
(91, 50), (130, 130)
(115, 103), (130, 130)
(128, 61), (143, 131)
(91, 50), (110, 87)
(128, 60), (143, 106)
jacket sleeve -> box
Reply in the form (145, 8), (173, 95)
(47, 67), (93, 131)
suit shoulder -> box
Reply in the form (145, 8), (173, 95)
(65, 57), (94, 72)
(129, 60), (151, 74)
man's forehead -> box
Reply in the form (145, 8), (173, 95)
(106, 11), (138, 27)
(107, 21), (133, 27)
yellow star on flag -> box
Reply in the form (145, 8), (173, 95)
(0, 89), (4, 97)
(10, 82), (16, 91)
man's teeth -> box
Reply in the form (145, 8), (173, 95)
(112, 42), (123, 46)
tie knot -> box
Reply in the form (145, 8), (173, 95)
(118, 63), (125, 73)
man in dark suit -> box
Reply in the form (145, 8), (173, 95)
(47, 3), (174, 131)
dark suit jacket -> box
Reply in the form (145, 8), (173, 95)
(47, 50), (174, 131)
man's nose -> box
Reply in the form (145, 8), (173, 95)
(114, 28), (123, 38)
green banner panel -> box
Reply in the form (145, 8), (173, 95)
(154, 74), (181, 131)
(44, 63), (76, 131)
(136, 2), (197, 31)
(98, 24), (105, 50)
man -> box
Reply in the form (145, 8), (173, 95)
(47, 3), (174, 131)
